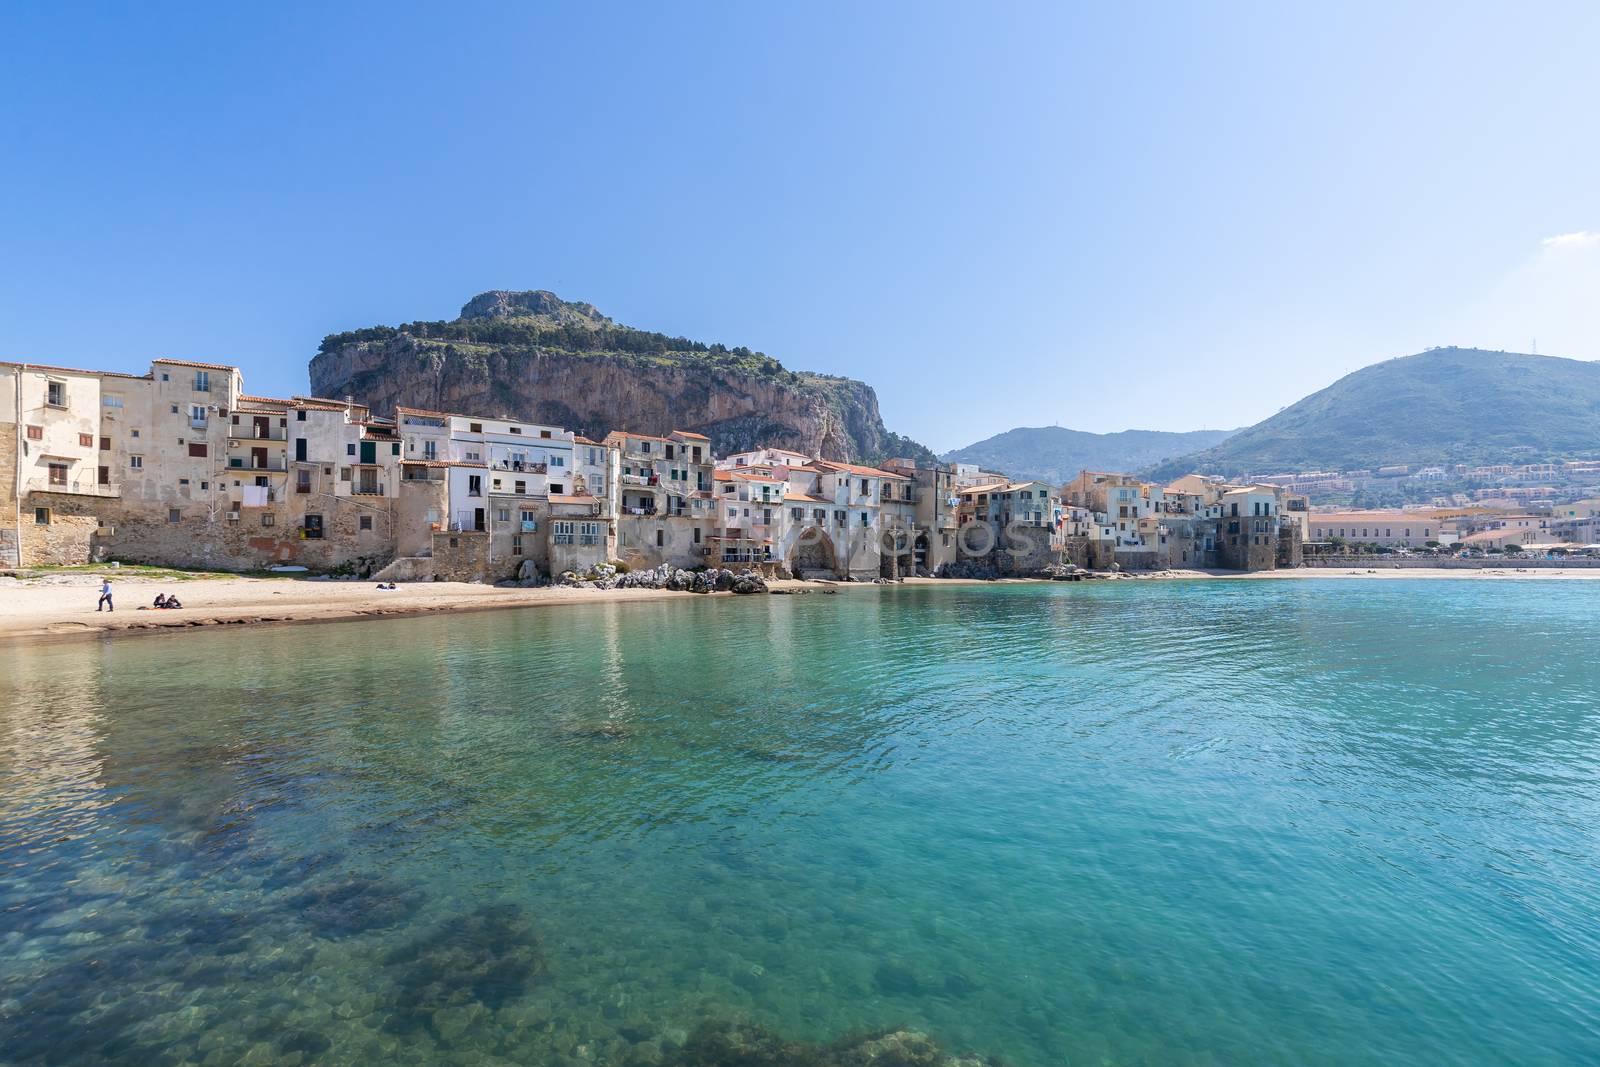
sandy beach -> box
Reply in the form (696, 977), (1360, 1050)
(0, 566), (1593, 644)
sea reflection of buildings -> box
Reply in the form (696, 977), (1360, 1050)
(0, 644), (113, 847)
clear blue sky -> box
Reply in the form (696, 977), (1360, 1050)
(4, 2), (1598, 452)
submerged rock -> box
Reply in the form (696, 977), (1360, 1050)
(289, 873), (423, 938)
(667, 1022), (1001, 1067)
(383, 902), (545, 1037)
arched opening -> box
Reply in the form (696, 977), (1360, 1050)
(789, 527), (837, 578)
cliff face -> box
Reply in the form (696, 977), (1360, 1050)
(308, 292), (934, 465)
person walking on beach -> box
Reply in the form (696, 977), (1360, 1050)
(97, 578), (113, 612)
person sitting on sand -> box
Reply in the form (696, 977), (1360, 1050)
(164, 595), (183, 609)
(153, 593), (168, 609)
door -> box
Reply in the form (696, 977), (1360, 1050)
(253, 416), (270, 439)
(358, 468), (378, 494)
(473, 507), (485, 532)
(359, 441), (376, 465)
(295, 438), (307, 462)
(251, 447), (268, 469)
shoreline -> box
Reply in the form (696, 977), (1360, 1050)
(2, 566), (1595, 646)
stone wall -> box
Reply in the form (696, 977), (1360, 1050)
(1217, 517), (1278, 571)
(19, 491), (117, 566)
(395, 478), (449, 558)
(430, 530), (490, 583)
(0, 418), (16, 566)
(101, 494), (394, 574)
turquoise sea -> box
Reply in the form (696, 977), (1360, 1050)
(2, 580), (1598, 1065)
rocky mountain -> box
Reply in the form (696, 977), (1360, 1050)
(309, 291), (937, 466)
(1146, 347), (1600, 479)
(942, 425), (1236, 484)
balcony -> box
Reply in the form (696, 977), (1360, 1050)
(230, 427), (287, 441)
(228, 459), (287, 472)
(351, 483), (386, 497)
(40, 478), (121, 498)
(189, 418), (210, 432)
(621, 473), (660, 487)
(491, 459), (547, 473)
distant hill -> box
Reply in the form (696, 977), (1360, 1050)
(309, 290), (938, 466)
(1146, 348), (1600, 480)
(941, 426), (1237, 484)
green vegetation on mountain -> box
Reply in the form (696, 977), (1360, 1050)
(311, 291), (937, 465)
(1146, 348), (1600, 479)
(942, 425), (1236, 484)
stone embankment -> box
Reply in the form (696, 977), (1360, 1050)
(550, 562), (770, 594)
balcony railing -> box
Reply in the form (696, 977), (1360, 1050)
(352, 483), (386, 496)
(491, 459), (547, 473)
(229, 459), (287, 472)
(230, 427), (286, 441)
(621, 474), (660, 487)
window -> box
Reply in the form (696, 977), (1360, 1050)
(540, 429), (551, 438)
(26, 425), (41, 440)
(549, 483), (563, 495)
(261, 514), (275, 527)
(171, 405), (179, 414)
(359, 515), (373, 531)
(99, 466), (110, 485)
(129, 455), (143, 469)
(656, 529), (664, 547)
(496, 508), (510, 522)
(693, 527), (701, 544)
(467, 475), (482, 496)
(103, 394), (123, 408)
(46, 381), (66, 407)
(131, 429), (139, 438)
(469, 422), (482, 433)
(78, 433), (93, 447)
(178, 478), (189, 486)
(188, 443), (207, 458)
(47, 462), (67, 486)
(346, 443), (356, 456)
(509, 426), (521, 435)
(512, 535), (523, 555)
(99, 436), (110, 450)
(193, 371), (210, 391)
(160, 372), (169, 381)
(520, 509), (535, 523)
(296, 469), (311, 493)
(791, 507), (804, 520)
(200, 481), (208, 490)
(549, 455), (564, 467)
(34, 507), (50, 525)
(296, 410), (307, 421)
(553, 520), (575, 545)
(666, 444), (676, 460)
(514, 480), (526, 494)
(304, 514), (323, 539)
(168, 509), (181, 523)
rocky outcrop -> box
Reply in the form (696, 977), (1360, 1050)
(309, 291), (936, 465)
(554, 562), (768, 594)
